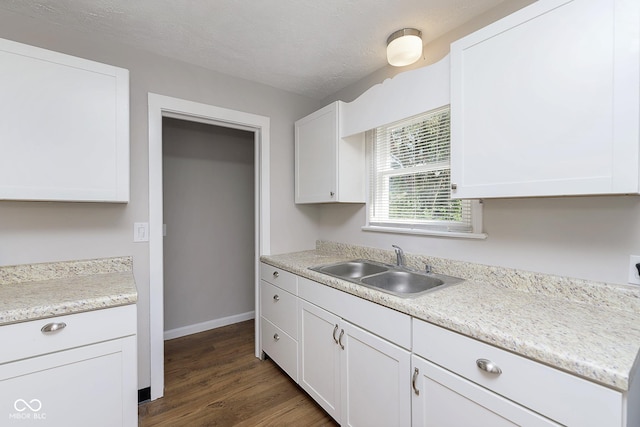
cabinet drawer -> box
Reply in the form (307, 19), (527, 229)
(261, 318), (298, 382)
(260, 262), (297, 294)
(0, 304), (136, 365)
(260, 280), (297, 338)
(412, 319), (622, 427)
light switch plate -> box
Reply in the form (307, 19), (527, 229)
(628, 255), (640, 285)
(134, 222), (149, 242)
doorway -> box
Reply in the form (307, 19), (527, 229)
(162, 118), (255, 340)
(148, 93), (271, 401)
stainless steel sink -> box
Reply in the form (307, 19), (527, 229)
(310, 260), (463, 298)
(315, 260), (388, 279)
(361, 270), (462, 297)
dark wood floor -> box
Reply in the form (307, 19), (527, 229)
(138, 320), (338, 426)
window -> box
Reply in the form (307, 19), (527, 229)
(366, 106), (483, 237)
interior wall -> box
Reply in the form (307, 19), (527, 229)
(162, 119), (254, 334)
(0, 10), (322, 390)
(317, 0), (640, 286)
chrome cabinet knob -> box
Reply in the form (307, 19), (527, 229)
(273, 271), (279, 278)
(451, 183), (458, 190)
(273, 294), (280, 302)
(41, 322), (67, 333)
(273, 333), (280, 341)
(476, 358), (502, 375)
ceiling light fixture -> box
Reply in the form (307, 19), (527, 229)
(386, 28), (423, 67)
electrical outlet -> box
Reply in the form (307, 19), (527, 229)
(628, 255), (640, 285)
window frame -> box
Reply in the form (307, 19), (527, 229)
(362, 106), (486, 239)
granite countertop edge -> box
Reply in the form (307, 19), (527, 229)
(260, 250), (640, 392)
(0, 257), (138, 326)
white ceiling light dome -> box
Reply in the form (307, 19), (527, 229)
(386, 28), (423, 67)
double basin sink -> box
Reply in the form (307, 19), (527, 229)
(310, 259), (463, 298)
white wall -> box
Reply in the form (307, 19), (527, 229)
(0, 10), (321, 390)
(162, 119), (254, 333)
(317, 0), (640, 286)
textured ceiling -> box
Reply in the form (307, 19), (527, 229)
(0, 0), (506, 99)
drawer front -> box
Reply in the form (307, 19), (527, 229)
(260, 280), (297, 338)
(260, 262), (297, 294)
(412, 319), (622, 427)
(261, 317), (298, 382)
(0, 304), (137, 365)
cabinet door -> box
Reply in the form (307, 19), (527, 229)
(341, 321), (410, 427)
(298, 300), (341, 421)
(450, 0), (640, 198)
(0, 337), (137, 427)
(0, 37), (129, 202)
(295, 102), (338, 203)
(411, 356), (560, 427)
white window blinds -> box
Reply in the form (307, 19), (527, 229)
(369, 106), (473, 233)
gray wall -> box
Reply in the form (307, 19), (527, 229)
(162, 119), (255, 332)
(0, 10), (321, 389)
(318, 0), (640, 286)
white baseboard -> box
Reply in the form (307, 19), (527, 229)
(164, 311), (255, 340)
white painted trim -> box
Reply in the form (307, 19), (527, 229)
(163, 311), (255, 341)
(361, 225), (487, 240)
(148, 93), (270, 401)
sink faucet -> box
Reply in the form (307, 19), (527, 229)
(392, 245), (405, 267)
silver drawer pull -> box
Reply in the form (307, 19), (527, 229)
(332, 324), (339, 344)
(273, 294), (280, 302)
(412, 367), (420, 395)
(273, 333), (280, 341)
(273, 271), (279, 278)
(41, 322), (67, 334)
(476, 358), (502, 375)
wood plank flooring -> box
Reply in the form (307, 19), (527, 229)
(138, 320), (338, 426)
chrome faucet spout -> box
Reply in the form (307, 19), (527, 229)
(392, 245), (405, 267)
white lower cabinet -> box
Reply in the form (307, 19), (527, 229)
(411, 355), (558, 427)
(259, 263), (299, 382)
(341, 319), (410, 427)
(261, 267), (639, 427)
(0, 305), (137, 427)
(298, 299), (411, 427)
(413, 319), (629, 427)
(298, 300), (342, 420)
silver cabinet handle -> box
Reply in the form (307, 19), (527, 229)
(451, 183), (458, 190)
(412, 367), (420, 395)
(273, 294), (280, 302)
(476, 358), (502, 375)
(273, 333), (280, 341)
(41, 322), (66, 333)
(273, 271), (279, 278)
(330, 191), (335, 197)
(338, 329), (345, 350)
(332, 324), (339, 345)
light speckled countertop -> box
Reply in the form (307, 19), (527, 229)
(261, 241), (640, 392)
(0, 256), (137, 325)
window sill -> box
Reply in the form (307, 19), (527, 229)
(362, 225), (487, 240)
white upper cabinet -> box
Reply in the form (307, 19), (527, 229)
(0, 38), (129, 202)
(450, 0), (640, 198)
(295, 101), (365, 204)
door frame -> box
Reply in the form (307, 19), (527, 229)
(148, 93), (270, 400)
